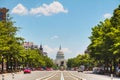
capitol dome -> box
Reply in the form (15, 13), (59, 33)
(55, 45), (67, 70)
(56, 46), (64, 59)
(57, 50), (64, 54)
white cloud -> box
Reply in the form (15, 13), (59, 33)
(103, 13), (112, 19)
(11, 3), (28, 15)
(43, 45), (71, 54)
(50, 35), (59, 39)
(43, 45), (55, 53)
(61, 48), (72, 53)
(30, 1), (68, 16)
(11, 1), (68, 16)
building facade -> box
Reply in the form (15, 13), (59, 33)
(55, 46), (67, 70)
(23, 42), (38, 49)
(23, 42), (47, 56)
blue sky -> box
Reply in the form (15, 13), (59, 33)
(0, 0), (120, 59)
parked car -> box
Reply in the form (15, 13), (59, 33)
(24, 68), (31, 74)
(78, 68), (84, 72)
(116, 68), (120, 77)
(93, 67), (104, 74)
(36, 67), (44, 71)
(46, 68), (53, 71)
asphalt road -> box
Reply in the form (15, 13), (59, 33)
(0, 71), (120, 80)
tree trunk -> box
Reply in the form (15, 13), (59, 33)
(113, 57), (117, 73)
(6, 55), (9, 72)
(1, 57), (4, 73)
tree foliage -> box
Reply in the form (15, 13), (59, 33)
(67, 54), (93, 69)
(0, 14), (54, 72)
(88, 5), (120, 72)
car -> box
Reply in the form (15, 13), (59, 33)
(78, 65), (85, 72)
(23, 68), (31, 74)
(78, 68), (84, 72)
(116, 69), (120, 77)
(36, 67), (44, 71)
(93, 67), (104, 74)
(46, 68), (53, 71)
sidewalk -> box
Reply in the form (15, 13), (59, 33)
(0, 71), (23, 80)
(83, 71), (120, 80)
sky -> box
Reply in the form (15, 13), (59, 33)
(0, 0), (120, 59)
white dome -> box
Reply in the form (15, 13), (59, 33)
(57, 50), (64, 54)
(56, 46), (65, 59)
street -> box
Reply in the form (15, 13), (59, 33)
(0, 71), (120, 80)
(1, 1), (120, 80)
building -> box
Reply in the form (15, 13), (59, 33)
(55, 46), (67, 70)
(0, 8), (9, 21)
(39, 44), (47, 56)
(23, 42), (38, 49)
(23, 42), (47, 56)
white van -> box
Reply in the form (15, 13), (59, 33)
(78, 65), (85, 72)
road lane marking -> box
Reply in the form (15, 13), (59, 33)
(69, 72), (86, 80)
(70, 76), (78, 80)
(64, 72), (78, 80)
(68, 73), (78, 80)
(35, 72), (56, 80)
(44, 73), (57, 80)
(61, 72), (64, 80)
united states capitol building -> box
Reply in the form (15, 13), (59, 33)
(54, 46), (67, 70)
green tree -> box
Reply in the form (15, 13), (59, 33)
(88, 5), (120, 73)
(67, 58), (75, 69)
(43, 56), (54, 68)
(67, 54), (93, 70)
(0, 18), (24, 72)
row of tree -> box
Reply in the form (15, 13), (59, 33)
(67, 54), (93, 70)
(88, 5), (120, 73)
(67, 5), (120, 73)
(0, 14), (53, 73)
